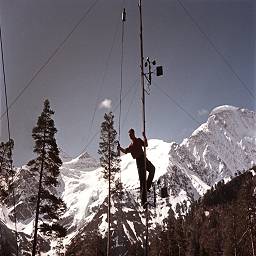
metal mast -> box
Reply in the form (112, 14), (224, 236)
(107, 129), (111, 256)
(138, 1), (149, 255)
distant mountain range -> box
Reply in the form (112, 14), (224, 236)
(0, 105), (255, 255)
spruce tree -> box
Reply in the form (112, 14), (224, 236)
(0, 139), (14, 202)
(98, 111), (120, 256)
(98, 112), (120, 184)
(29, 99), (66, 256)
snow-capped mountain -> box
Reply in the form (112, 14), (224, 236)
(0, 105), (255, 255)
(165, 105), (256, 202)
(63, 151), (100, 170)
(64, 105), (256, 255)
(0, 151), (101, 255)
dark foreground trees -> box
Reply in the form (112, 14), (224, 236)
(180, 168), (256, 256)
(29, 99), (66, 256)
(0, 139), (14, 202)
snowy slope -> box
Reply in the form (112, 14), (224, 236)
(164, 106), (256, 204)
(60, 154), (106, 235)
(60, 140), (171, 243)
(61, 140), (172, 255)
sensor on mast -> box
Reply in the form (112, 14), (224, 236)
(122, 8), (126, 22)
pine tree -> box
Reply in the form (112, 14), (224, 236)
(0, 139), (14, 202)
(98, 112), (120, 184)
(98, 112), (120, 256)
(29, 99), (66, 256)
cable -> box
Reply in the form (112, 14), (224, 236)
(0, 23), (19, 256)
(116, 7), (127, 250)
(121, 81), (139, 129)
(84, 1), (128, 150)
(0, 0), (100, 121)
(118, 8), (126, 142)
(176, 0), (255, 101)
(124, 189), (143, 216)
(152, 82), (201, 125)
(84, 4), (122, 150)
(78, 79), (138, 156)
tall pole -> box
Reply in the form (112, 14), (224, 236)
(107, 130), (111, 256)
(249, 213), (255, 256)
(139, 2), (145, 134)
(0, 23), (19, 256)
(139, 1), (149, 255)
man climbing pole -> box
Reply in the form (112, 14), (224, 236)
(117, 128), (155, 206)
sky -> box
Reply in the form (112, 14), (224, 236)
(0, 0), (255, 165)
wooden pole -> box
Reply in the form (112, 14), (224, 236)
(107, 129), (111, 256)
(249, 214), (255, 256)
(139, 1), (149, 255)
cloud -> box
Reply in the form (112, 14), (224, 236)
(99, 98), (112, 109)
(197, 108), (209, 116)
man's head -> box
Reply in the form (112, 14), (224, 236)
(128, 128), (136, 140)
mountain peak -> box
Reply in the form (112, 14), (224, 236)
(174, 105), (256, 193)
(63, 151), (100, 170)
(77, 151), (91, 160)
(209, 105), (239, 116)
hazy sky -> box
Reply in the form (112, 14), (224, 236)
(0, 0), (255, 165)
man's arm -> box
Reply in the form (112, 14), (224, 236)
(117, 142), (129, 154)
(142, 132), (148, 147)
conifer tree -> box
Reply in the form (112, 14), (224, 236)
(98, 112), (120, 184)
(98, 111), (120, 256)
(29, 99), (66, 256)
(0, 139), (14, 202)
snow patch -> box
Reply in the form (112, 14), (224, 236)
(209, 105), (238, 116)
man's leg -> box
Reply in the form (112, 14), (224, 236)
(136, 160), (147, 205)
(146, 158), (155, 191)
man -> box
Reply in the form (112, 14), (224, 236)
(117, 128), (155, 206)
